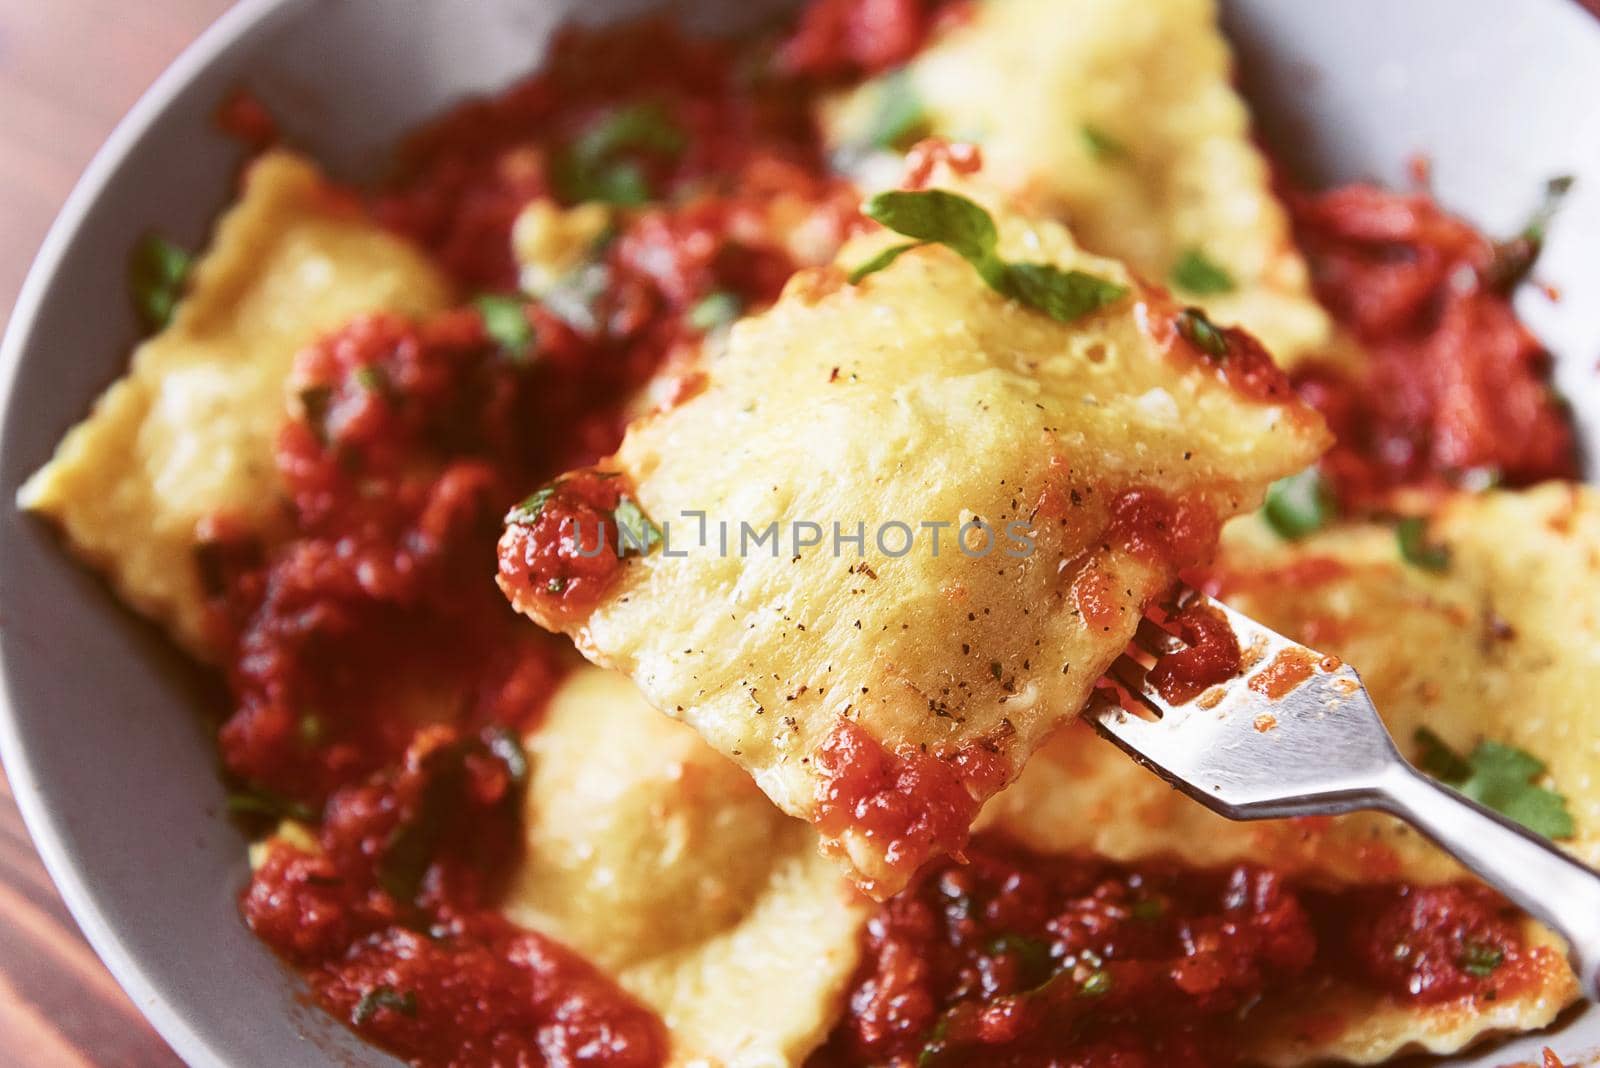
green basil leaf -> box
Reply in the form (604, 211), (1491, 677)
(1170, 248), (1236, 295)
(556, 103), (685, 206)
(847, 241), (924, 284)
(1396, 516), (1450, 571)
(352, 986), (418, 1026)
(864, 71), (931, 151)
(859, 190), (1126, 323)
(129, 234), (193, 332)
(573, 102), (686, 165)
(226, 788), (317, 824)
(1176, 307), (1230, 359)
(505, 486), (557, 527)
(1458, 942), (1504, 978)
(1263, 468), (1335, 540)
(613, 497), (662, 558)
(688, 290), (743, 332)
(1081, 124), (1127, 161)
(999, 262), (1129, 325)
(863, 189), (999, 267)
(474, 294), (537, 363)
(1413, 729), (1575, 839)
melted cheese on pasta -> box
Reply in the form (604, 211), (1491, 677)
(823, 0), (1335, 368)
(984, 484), (1597, 1061)
(18, 152), (451, 659)
(503, 179), (1328, 896)
(505, 667), (867, 1068)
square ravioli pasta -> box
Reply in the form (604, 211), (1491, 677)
(18, 151), (451, 660)
(498, 178), (1329, 897)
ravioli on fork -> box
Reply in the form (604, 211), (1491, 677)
(497, 171), (1328, 896)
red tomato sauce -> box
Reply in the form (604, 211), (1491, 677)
(1287, 182), (1579, 509)
(496, 469), (634, 627)
(810, 835), (1539, 1068)
(814, 721), (1009, 895)
(1147, 601), (1241, 706)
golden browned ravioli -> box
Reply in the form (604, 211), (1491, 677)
(18, 152), (450, 659)
(823, 0), (1337, 369)
(985, 485), (1600, 1063)
(498, 179), (1328, 897)
(503, 667), (868, 1068)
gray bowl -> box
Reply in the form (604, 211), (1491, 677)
(1, 1), (1597, 1065)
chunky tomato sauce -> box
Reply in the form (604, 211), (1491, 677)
(1287, 182), (1579, 509)
(810, 835), (1543, 1068)
(196, 3), (1578, 1066)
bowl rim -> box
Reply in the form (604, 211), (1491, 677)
(0, 2), (299, 1064)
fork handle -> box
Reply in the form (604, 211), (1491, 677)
(1378, 761), (1600, 1001)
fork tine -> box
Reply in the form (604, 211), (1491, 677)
(1133, 618), (1184, 657)
(1107, 652), (1151, 696)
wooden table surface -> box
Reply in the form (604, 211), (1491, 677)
(0, 5), (231, 1065)
(4, 2), (1600, 1067)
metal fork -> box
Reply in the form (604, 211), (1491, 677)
(1089, 586), (1600, 1002)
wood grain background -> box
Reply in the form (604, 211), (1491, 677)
(2, 2), (1598, 1066)
(0, 5), (228, 1064)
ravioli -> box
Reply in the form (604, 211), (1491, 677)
(984, 484), (1598, 1062)
(499, 177), (1329, 897)
(823, 0), (1335, 368)
(18, 151), (451, 659)
(504, 667), (868, 1068)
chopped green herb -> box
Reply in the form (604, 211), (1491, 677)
(1485, 174), (1576, 293)
(985, 934), (1053, 983)
(505, 486), (557, 526)
(352, 986), (418, 1026)
(864, 71), (931, 151)
(226, 788), (316, 824)
(1001, 261), (1130, 325)
(990, 660), (1003, 681)
(1081, 124), (1127, 161)
(613, 497), (662, 558)
(1169, 248), (1236, 295)
(556, 102), (686, 206)
(1080, 969), (1112, 997)
(353, 365), (387, 393)
(1459, 943), (1505, 980)
(916, 1015), (952, 1067)
(1524, 174), (1576, 244)
(474, 294), (537, 363)
(1396, 516), (1450, 571)
(865, 189), (999, 266)
(847, 241), (923, 284)
(129, 234), (193, 332)
(1458, 941), (1505, 978)
(547, 576), (569, 594)
(573, 102), (687, 163)
(1412, 729), (1575, 839)
(1413, 727), (1473, 782)
(853, 190), (1128, 324)
(688, 290), (743, 332)
(1175, 307), (1229, 359)
(378, 730), (533, 904)
(1263, 468), (1336, 540)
